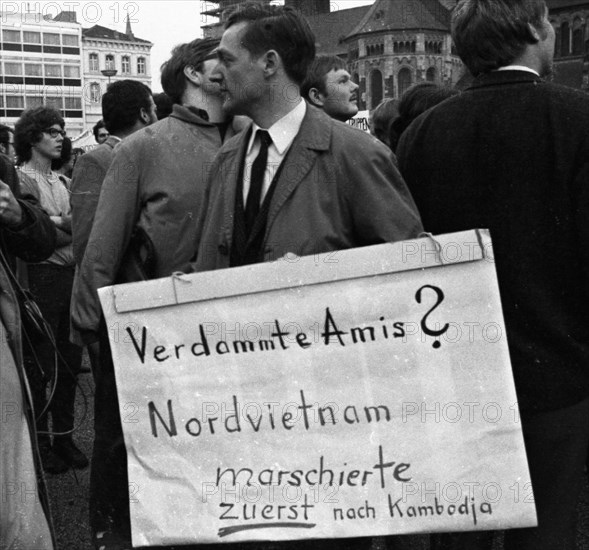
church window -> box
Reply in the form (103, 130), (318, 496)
(572, 17), (584, 55)
(398, 67), (412, 97)
(561, 21), (571, 55)
(89, 53), (99, 72)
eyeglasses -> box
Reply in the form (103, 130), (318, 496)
(43, 128), (66, 138)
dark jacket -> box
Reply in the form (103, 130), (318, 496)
(0, 153), (56, 269)
(397, 70), (589, 412)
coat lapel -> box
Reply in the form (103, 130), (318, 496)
(265, 106), (331, 234)
(222, 128), (252, 250)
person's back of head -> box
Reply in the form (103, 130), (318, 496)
(101, 80), (156, 137)
(153, 93), (174, 120)
(370, 98), (399, 148)
(14, 106), (65, 164)
(452, 0), (548, 76)
(160, 37), (220, 105)
(390, 83), (459, 151)
(225, 1), (315, 87)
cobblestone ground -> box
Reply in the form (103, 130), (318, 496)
(44, 358), (589, 550)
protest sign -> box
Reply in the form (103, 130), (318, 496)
(98, 230), (536, 547)
(347, 110), (370, 132)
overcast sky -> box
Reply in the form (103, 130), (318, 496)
(25, 1), (374, 92)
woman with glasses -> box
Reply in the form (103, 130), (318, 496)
(14, 107), (86, 475)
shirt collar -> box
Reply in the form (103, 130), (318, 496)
(496, 65), (540, 77)
(248, 99), (306, 155)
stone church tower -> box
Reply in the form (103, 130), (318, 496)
(344, 0), (462, 109)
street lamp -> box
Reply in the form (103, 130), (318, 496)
(101, 69), (117, 85)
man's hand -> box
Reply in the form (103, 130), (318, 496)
(0, 179), (23, 228)
(56, 213), (72, 234)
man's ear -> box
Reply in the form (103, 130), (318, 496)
(262, 50), (280, 77)
(0, 144), (6, 155)
(307, 87), (326, 108)
(139, 108), (150, 125)
(527, 22), (543, 43)
(183, 65), (202, 86)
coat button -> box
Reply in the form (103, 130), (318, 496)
(218, 243), (229, 256)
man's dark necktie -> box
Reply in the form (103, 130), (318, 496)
(245, 129), (272, 234)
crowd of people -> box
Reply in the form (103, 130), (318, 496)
(1, 0), (588, 549)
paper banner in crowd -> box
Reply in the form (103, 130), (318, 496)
(98, 229), (536, 547)
(347, 110), (370, 132)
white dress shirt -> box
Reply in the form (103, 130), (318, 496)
(242, 99), (307, 205)
(496, 64), (540, 77)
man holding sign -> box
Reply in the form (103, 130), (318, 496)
(193, 2), (422, 548)
(397, 1), (589, 548)
(195, 2), (422, 272)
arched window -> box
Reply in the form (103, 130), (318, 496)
(105, 54), (115, 71)
(398, 67), (412, 97)
(553, 23), (561, 57)
(90, 82), (100, 103)
(137, 57), (146, 75)
(573, 17), (584, 54)
(426, 67), (437, 82)
(370, 69), (383, 109)
(411, 41), (416, 53)
(561, 21), (570, 55)
(394, 42), (399, 53)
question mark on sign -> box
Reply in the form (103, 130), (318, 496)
(415, 285), (449, 349)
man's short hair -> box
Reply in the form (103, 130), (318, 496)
(301, 55), (346, 99)
(160, 37), (219, 104)
(101, 80), (153, 135)
(371, 98), (398, 144)
(93, 119), (106, 141)
(225, 1), (316, 86)
(14, 106), (64, 164)
(153, 93), (174, 120)
(452, 0), (547, 76)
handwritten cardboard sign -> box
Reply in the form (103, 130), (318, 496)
(347, 110), (370, 133)
(98, 230), (536, 547)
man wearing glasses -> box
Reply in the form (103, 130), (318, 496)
(14, 107), (85, 475)
(0, 125), (16, 165)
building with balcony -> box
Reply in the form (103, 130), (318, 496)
(81, 16), (152, 129)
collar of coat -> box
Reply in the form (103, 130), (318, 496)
(220, 103), (333, 155)
(170, 103), (216, 127)
(469, 70), (544, 91)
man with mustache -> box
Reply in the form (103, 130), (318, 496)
(302, 55), (360, 122)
